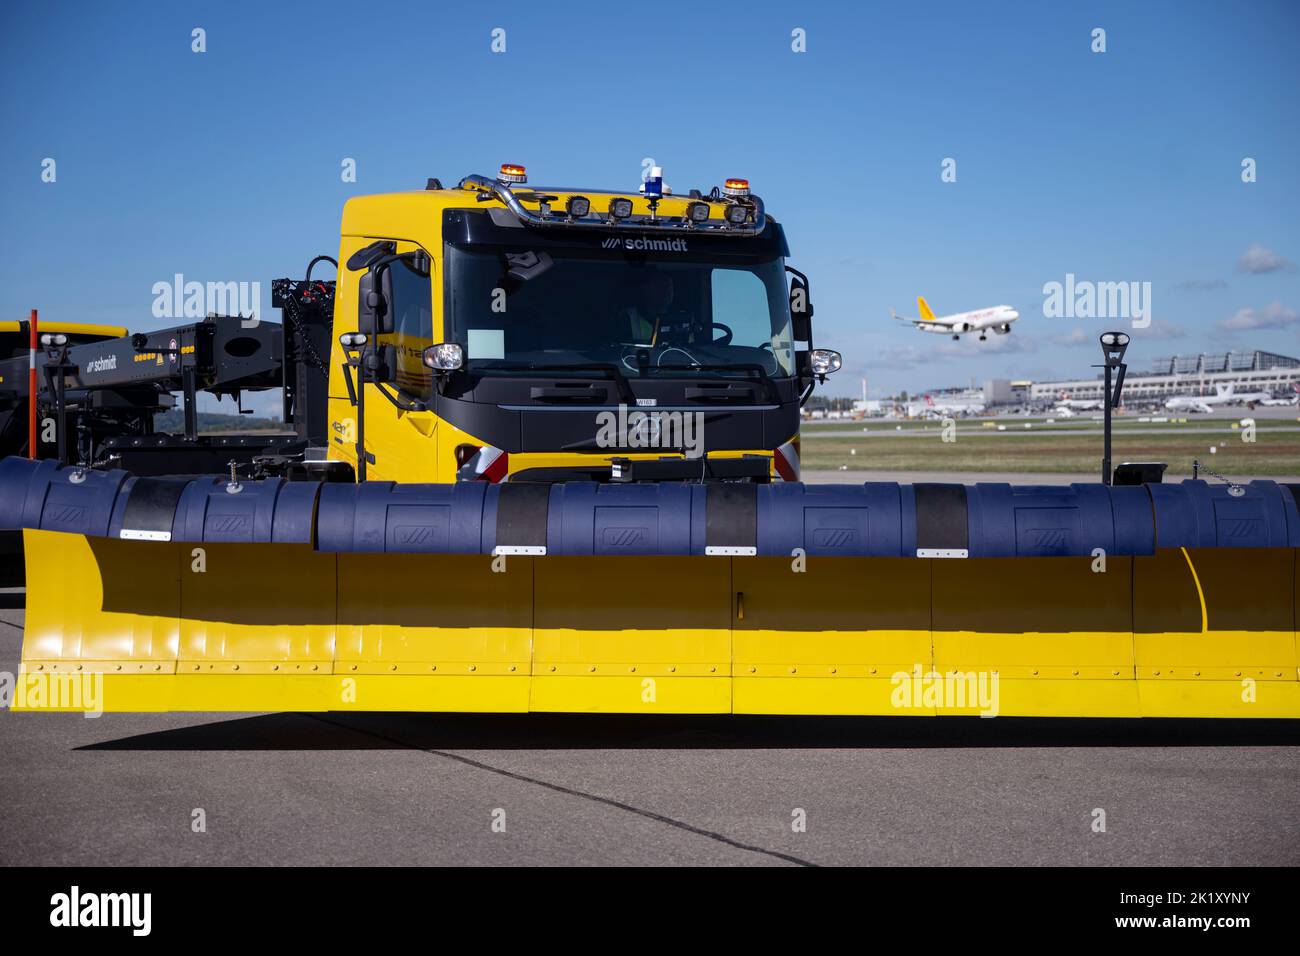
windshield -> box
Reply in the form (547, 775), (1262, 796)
(444, 244), (795, 378)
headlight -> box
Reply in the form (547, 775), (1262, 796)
(339, 332), (368, 349)
(566, 195), (591, 218)
(40, 333), (68, 347)
(608, 197), (633, 220)
(810, 349), (842, 375)
(724, 204), (749, 225)
(685, 201), (710, 223)
(423, 343), (464, 371)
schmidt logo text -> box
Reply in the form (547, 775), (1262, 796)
(601, 237), (689, 252)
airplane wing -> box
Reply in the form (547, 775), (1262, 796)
(891, 308), (940, 327)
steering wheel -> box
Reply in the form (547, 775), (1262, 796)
(709, 322), (733, 346)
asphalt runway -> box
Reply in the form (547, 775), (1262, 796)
(2, 591), (1297, 867)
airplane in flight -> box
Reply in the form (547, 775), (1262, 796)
(1164, 383), (1271, 414)
(893, 296), (1019, 341)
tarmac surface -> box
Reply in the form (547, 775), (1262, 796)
(2, 589), (1297, 866)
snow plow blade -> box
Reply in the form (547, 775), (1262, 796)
(3, 457), (1298, 718)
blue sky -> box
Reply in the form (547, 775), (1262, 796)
(2, 0), (1297, 405)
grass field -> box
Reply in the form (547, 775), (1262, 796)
(800, 418), (1300, 475)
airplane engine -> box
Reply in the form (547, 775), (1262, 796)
(996, 323), (1012, 334)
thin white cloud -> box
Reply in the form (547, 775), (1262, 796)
(1217, 301), (1300, 331)
(1053, 320), (1183, 346)
(1051, 327), (1091, 346)
(1236, 243), (1295, 275)
(1130, 319), (1187, 340)
(873, 345), (937, 369)
(934, 333), (1037, 356)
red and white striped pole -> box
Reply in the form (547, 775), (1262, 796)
(27, 309), (38, 459)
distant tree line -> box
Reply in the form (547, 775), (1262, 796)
(154, 410), (285, 433)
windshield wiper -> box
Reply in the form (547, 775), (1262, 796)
(486, 362), (636, 405)
(653, 362), (779, 403)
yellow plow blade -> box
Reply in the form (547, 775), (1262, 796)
(15, 530), (1299, 718)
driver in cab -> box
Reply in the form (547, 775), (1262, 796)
(620, 272), (692, 347)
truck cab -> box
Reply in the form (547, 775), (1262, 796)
(327, 166), (840, 484)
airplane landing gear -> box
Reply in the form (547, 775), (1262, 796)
(952, 334), (960, 341)
(979, 335), (987, 341)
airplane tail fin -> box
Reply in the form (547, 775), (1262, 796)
(1216, 383), (1234, 397)
(917, 297), (936, 322)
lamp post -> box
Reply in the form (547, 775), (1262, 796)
(1096, 331), (1130, 485)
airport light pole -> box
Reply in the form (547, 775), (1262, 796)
(1096, 331), (1130, 485)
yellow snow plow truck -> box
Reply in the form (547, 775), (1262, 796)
(2, 166), (1298, 719)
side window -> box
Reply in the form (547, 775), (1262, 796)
(385, 253), (433, 398)
(709, 267), (794, 374)
(711, 268), (776, 347)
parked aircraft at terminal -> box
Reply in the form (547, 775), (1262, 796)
(1260, 383), (1300, 406)
(1055, 391), (1104, 412)
(916, 394), (986, 417)
(1164, 383), (1271, 414)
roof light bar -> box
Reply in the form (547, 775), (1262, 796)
(457, 174), (766, 236)
(722, 177), (750, 197)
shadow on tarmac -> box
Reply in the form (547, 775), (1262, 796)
(78, 711), (1300, 752)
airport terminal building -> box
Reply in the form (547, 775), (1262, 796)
(1020, 350), (1300, 405)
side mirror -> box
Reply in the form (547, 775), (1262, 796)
(346, 239), (396, 272)
(786, 266), (813, 341)
(364, 344), (397, 384)
(357, 269), (394, 337)
(795, 350), (810, 380)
